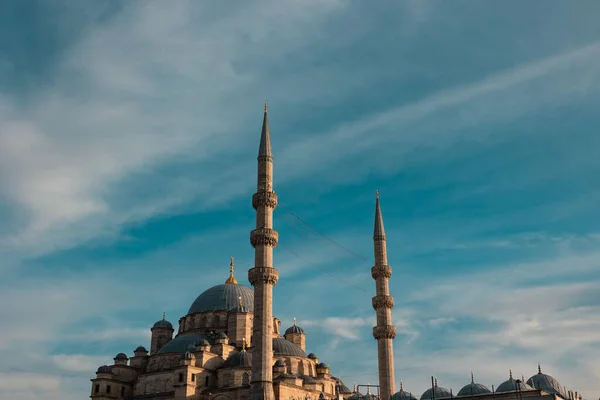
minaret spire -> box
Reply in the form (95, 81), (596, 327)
(371, 191), (396, 400)
(374, 189), (386, 238)
(248, 103), (279, 400)
(259, 101), (272, 159)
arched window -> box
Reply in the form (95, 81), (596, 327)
(205, 375), (210, 387)
(242, 372), (250, 386)
(213, 315), (220, 327)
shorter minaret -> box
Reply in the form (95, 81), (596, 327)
(371, 191), (396, 400)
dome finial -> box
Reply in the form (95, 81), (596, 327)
(471, 371), (474, 384)
(435, 378), (438, 387)
(509, 369), (513, 379)
(538, 362), (542, 374)
(225, 256), (238, 284)
(293, 317), (297, 326)
(162, 312), (166, 321)
(242, 337), (247, 351)
(400, 381), (403, 391)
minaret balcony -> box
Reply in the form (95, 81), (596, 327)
(372, 295), (395, 310)
(373, 325), (397, 340)
(252, 191), (278, 210)
(371, 264), (392, 279)
(250, 228), (279, 248)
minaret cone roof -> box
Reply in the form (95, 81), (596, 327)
(258, 101), (272, 159)
(374, 190), (386, 238)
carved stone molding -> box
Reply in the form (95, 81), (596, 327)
(372, 325), (397, 340)
(248, 267), (279, 286)
(252, 191), (278, 210)
(250, 228), (279, 248)
(372, 295), (395, 310)
(371, 264), (392, 279)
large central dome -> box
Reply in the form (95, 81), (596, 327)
(188, 283), (254, 314)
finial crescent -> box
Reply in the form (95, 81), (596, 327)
(162, 312), (166, 320)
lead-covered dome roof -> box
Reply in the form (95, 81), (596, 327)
(188, 283), (254, 314)
(273, 337), (306, 357)
(526, 365), (565, 397)
(457, 374), (491, 396)
(496, 372), (534, 393)
(420, 386), (452, 400)
(157, 333), (210, 354)
(224, 350), (252, 368)
(392, 383), (418, 400)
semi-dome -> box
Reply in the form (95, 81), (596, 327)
(496, 371), (534, 393)
(273, 337), (307, 357)
(224, 350), (252, 368)
(420, 385), (452, 400)
(392, 383), (418, 400)
(157, 333), (210, 354)
(188, 283), (254, 314)
(457, 374), (491, 396)
(285, 318), (304, 335)
(526, 365), (565, 397)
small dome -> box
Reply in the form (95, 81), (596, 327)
(526, 365), (565, 397)
(199, 339), (210, 346)
(457, 383), (491, 396)
(496, 372), (534, 393)
(301, 375), (317, 384)
(134, 346), (147, 353)
(317, 362), (328, 369)
(97, 365), (111, 374)
(335, 378), (353, 394)
(114, 352), (128, 360)
(224, 350), (253, 368)
(420, 385), (452, 400)
(153, 313), (173, 329)
(274, 360), (285, 367)
(285, 319), (304, 335)
(457, 374), (491, 396)
(218, 332), (228, 339)
(308, 353), (317, 359)
(392, 383), (418, 400)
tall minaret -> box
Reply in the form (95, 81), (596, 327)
(371, 191), (396, 400)
(248, 102), (279, 400)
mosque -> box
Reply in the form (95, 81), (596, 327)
(90, 105), (582, 400)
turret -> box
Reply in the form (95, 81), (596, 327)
(150, 313), (174, 355)
(284, 318), (306, 351)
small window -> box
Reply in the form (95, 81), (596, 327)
(95, 384), (99, 393)
(191, 374), (195, 382)
(106, 384), (111, 394)
(179, 373), (184, 382)
(121, 386), (125, 396)
(205, 376), (210, 386)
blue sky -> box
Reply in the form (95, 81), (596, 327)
(1, 0), (600, 399)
